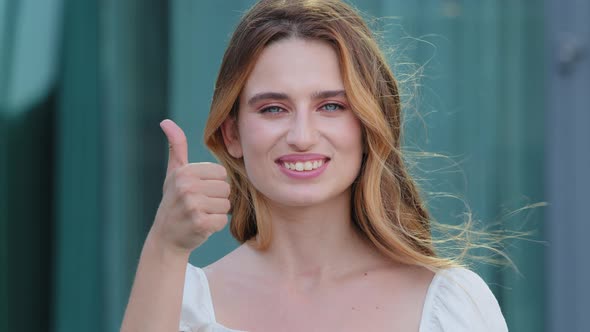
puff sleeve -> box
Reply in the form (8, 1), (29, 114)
(179, 264), (236, 332)
(419, 268), (508, 332)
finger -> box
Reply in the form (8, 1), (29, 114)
(198, 180), (231, 198)
(201, 197), (231, 214)
(185, 162), (228, 181)
(174, 179), (229, 198)
(160, 119), (189, 174)
(201, 214), (229, 233)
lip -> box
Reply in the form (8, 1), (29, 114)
(275, 153), (330, 163)
(275, 154), (330, 179)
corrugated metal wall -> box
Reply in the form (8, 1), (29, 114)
(1, 0), (579, 331)
(546, 0), (590, 330)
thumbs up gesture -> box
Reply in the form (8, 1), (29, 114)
(150, 119), (231, 253)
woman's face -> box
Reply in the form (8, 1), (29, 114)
(224, 38), (363, 208)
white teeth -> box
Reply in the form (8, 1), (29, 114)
(281, 159), (326, 172)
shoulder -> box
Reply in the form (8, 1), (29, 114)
(419, 267), (508, 332)
(179, 263), (216, 331)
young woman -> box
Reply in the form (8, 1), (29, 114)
(121, 1), (508, 331)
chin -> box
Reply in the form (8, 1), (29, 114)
(263, 188), (345, 208)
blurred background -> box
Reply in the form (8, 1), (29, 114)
(0, 0), (587, 331)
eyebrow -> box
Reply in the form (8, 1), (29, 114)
(311, 89), (346, 100)
(247, 89), (346, 106)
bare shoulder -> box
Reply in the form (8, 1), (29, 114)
(365, 261), (435, 297)
(201, 245), (278, 330)
(391, 263), (435, 287)
(202, 243), (269, 299)
(203, 244), (257, 283)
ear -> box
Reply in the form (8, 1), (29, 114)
(221, 117), (243, 158)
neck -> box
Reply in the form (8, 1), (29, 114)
(250, 190), (382, 282)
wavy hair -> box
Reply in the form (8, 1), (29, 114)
(204, 0), (457, 269)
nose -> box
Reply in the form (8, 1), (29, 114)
(285, 110), (318, 151)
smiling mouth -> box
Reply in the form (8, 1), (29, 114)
(275, 156), (331, 172)
(281, 159), (325, 171)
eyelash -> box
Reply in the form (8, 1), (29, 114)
(320, 103), (344, 112)
(259, 105), (284, 114)
(259, 103), (345, 114)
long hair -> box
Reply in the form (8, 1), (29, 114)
(204, 0), (456, 269)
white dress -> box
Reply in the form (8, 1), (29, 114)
(179, 264), (508, 332)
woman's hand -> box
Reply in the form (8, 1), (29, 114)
(150, 119), (231, 254)
(121, 119), (230, 332)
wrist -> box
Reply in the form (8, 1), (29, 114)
(143, 231), (191, 266)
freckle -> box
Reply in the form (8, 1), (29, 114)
(352, 307), (356, 310)
(364, 272), (368, 276)
(376, 306), (380, 310)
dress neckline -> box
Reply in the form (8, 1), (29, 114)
(194, 265), (447, 332)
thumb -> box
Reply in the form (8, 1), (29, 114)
(160, 119), (189, 174)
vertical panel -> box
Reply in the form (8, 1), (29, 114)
(498, 1), (546, 331)
(54, 0), (170, 330)
(54, 0), (102, 330)
(1, 99), (55, 331)
(0, 111), (5, 332)
(100, 1), (168, 330)
(547, 0), (590, 330)
(456, 0), (500, 283)
(2, 0), (62, 112)
(0, 0), (18, 108)
(1, 0), (62, 330)
(0, 2), (18, 331)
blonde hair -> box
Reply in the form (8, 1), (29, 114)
(204, 0), (458, 269)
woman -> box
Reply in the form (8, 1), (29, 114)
(121, 0), (508, 331)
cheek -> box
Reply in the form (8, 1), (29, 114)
(349, 119), (364, 149)
(238, 116), (283, 159)
(328, 116), (364, 154)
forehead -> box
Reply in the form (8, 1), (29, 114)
(241, 38), (345, 98)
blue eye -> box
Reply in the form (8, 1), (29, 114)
(260, 106), (284, 114)
(321, 103), (343, 112)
